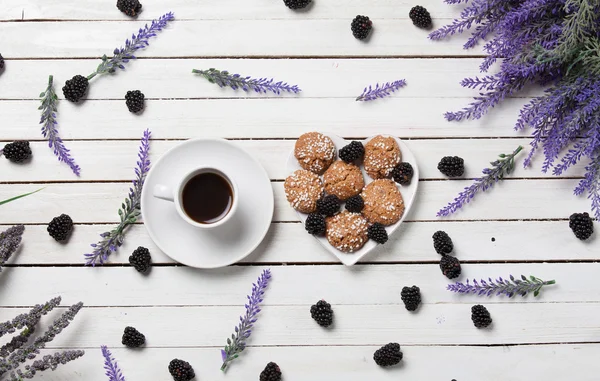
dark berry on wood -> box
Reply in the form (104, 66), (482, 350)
(373, 343), (403, 367)
(62, 75), (89, 103)
(569, 212), (594, 240)
(122, 326), (146, 347)
(260, 362), (282, 381)
(117, 0), (142, 17)
(168, 359), (195, 381)
(471, 305), (492, 328)
(283, 0), (311, 9)
(2, 141), (31, 163)
(440, 255), (461, 279)
(438, 156), (465, 177)
(432, 230), (453, 255)
(409, 5), (432, 29)
(310, 300), (333, 327)
(129, 246), (152, 273)
(401, 285), (421, 311)
(47, 214), (73, 242)
(125, 90), (145, 113)
(351, 15), (372, 40)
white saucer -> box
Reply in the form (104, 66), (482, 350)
(286, 134), (419, 266)
(141, 139), (274, 268)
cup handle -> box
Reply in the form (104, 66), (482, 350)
(153, 184), (175, 202)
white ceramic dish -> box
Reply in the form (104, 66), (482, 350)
(286, 134), (419, 266)
(141, 138), (274, 268)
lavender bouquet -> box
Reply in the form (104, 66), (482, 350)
(84, 129), (151, 266)
(220, 269), (271, 371)
(431, 0), (600, 218)
(448, 275), (556, 297)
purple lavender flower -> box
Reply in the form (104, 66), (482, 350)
(0, 225), (25, 271)
(101, 346), (126, 381)
(220, 269), (271, 371)
(192, 68), (301, 95)
(437, 146), (523, 217)
(39, 75), (80, 176)
(448, 275), (556, 298)
(355, 79), (407, 101)
(85, 129), (151, 266)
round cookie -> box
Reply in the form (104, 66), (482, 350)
(361, 179), (405, 226)
(323, 160), (365, 200)
(325, 211), (369, 253)
(363, 135), (401, 179)
(295, 132), (336, 175)
(284, 170), (324, 214)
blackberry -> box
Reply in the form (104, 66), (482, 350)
(440, 255), (461, 279)
(391, 162), (414, 185)
(125, 90), (145, 113)
(283, 0), (311, 9)
(432, 230), (453, 255)
(168, 359), (195, 381)
(260, 362), (282, 381)
(471, 305), (492, 328)
(345, 195), (364, 213)
(121, 326), (145, 348)
(47, 214), (73, 242)
(310, 300), (333, 327)
(0, 54), (4, 71)
(368, 223), (388, 244)
(317, 195), (340, 217)
(438, 156), (465, 177)
(569, 212), (594, 240)
(2, 141), (31, 163)
(62, 75), (89, 103)
(351, 15), (372, 40)
(305, 213), (326, 235)
(401, 285), (421, 311)
(129, 246), (152, 273)
(339, 141), (365, 163)
(409, 5), (432, 29)
(373, 343), (403, 367)
(116, 0), (142, 17)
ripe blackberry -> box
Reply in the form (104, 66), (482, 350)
(339, 141), (365, 163)
(373, 343), (403, 367)
(129, 246), (152, 273)
(47, 214), (73, 242)
(409, 6), (432, 29)
(345, 195), (364, 213)
(260, 362), (282, 381)
(391, 162), (414, 185)
(283, 0), (311, 9)
(2, 141), (32, 163)
(351, 15), (372, 40)
(368, 223), (388, 244)
(317, 195), (340, 217)
(569, 212), (594, 240)
(471, 305), (492, 328)
(125, 90), (145, 113)
(305, 213), (326, 235)
(310, 300), (333, 327)
(168, 359), (195, 381)
(440, 255), (461, 279)
(0, 54), (4, 71)
(117, 0), (142, 17)
(432, 230), (453, 255)
(438, 156), (465, 177)
(401, 285), (421, 311)
(121, 326), (145, 348)
(62, 75), (89, 103)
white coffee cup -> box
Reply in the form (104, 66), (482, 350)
(153, 167), (238, 229)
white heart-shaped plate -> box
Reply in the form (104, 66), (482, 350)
(286, 134), (419, 266)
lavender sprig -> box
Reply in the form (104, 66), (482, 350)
(192, 68), (301, 95)
(448, 275), (556, 298)
(437, 145), (523, 217)
(101, 346), (126, 381)
(220, 269), (271, 371)
(355, 79), (407, 101)
(84, 129), (151, 266)
(39, 75), (80, 176)
(11, 350), (85, 380)
(0, 225), (25, 271)
(87, 12), (174, 80)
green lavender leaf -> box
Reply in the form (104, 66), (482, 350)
(0, 188), (43, 206)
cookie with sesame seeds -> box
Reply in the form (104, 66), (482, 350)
(294, 132), (336, 175)
(361, 179), (404, 226)
(284, 169), (324, 214)
(325, 211), (369, 253)
(363, 135), (401, 180)
(323, 160), (365, 200)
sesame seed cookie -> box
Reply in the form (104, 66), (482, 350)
(361, 179), (405, 226)
(323, 160), (365, 200)
(325, 211), (369, 253)
(284, 170), (324, 214)
(294, 132), (336, 175)
(363, 135), (401, 179)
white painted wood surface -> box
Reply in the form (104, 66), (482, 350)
(0, 0), (597, 380)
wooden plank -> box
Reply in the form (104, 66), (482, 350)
(0, 139), (583, 182)
(0, 179), (589, 224)
(0, 263), (581, 306)
(24, 345), (600, 381)
(0, 20), (480, 59)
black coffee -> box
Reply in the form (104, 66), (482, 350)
(181, 172), (234, 224)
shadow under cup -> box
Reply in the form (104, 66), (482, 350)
(180, 169), (236, 225)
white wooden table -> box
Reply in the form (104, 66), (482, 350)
(1, 1), (599, 380)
